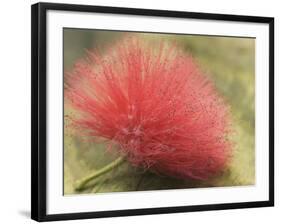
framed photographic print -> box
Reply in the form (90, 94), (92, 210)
(31, 2), (274, 222)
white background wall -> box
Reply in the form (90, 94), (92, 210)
(0, 0), (279, 223)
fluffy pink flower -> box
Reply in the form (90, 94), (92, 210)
(66, 37), (232, 180)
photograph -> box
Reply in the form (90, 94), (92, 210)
(31, 3), (274, 221)
(63, 29), (255, 195)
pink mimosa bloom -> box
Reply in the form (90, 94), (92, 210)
(66, 37), (232, 180)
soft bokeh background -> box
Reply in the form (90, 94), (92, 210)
(63, 29), (255, 195)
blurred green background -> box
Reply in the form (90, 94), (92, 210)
(63, 29), (255, 195)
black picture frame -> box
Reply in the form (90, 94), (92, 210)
(31, 2), (274, 222)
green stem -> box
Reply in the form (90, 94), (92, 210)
(75, 156), (125, 191)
